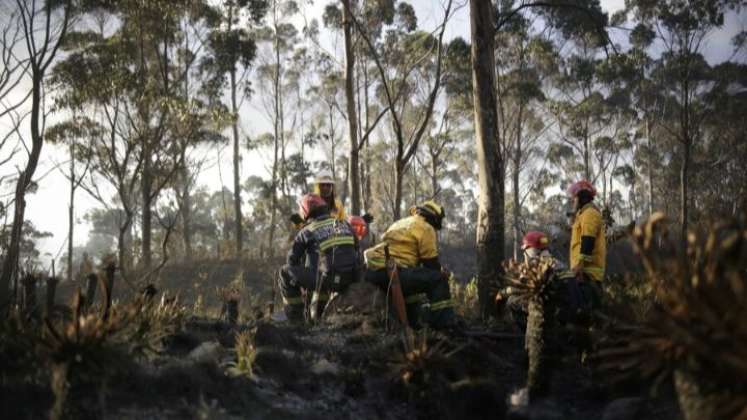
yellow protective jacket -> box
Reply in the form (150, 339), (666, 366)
(364, 214), (438, 270)
(570, 202), (606, 281)
(329, 198), (346, 221)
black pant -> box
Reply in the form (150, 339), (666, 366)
(365, 266), (455, 329)
(278, 265), (354, 322)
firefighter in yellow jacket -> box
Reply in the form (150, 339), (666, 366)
(567, 179), (606, 307)
(289, 170), (347, 232)
(313, 170), (346, 221)
(363, 201), (456, 329)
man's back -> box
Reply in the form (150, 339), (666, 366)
(289, 215), (357, 273)
(365, 215), (438, 269)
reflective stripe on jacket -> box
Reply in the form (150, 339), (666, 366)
(288, 215), (357, 274)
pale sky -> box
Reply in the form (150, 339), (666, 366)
(6, 0), (744, 263)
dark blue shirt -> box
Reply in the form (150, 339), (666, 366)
(287, 215), (357, 274)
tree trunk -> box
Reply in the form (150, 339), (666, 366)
(231, 67), (243, 257)
(0, 71), (45, 310)
(512, 163), (521, 261)
(512, 104), (523, 260)
(680, 140), (690, 239)
(180, 155), (193, 261)
(142, 138), (153, 269)
(268, 137), (279, 258)
(470, 0), (504, 319)
(363, 150), (372, 212)
(137, 13), (152, 270)
(646, 118), (654, 216)
(583, 120), (591, 180)
(343, 0), (361, 215)
(431, 152), (439, 198)
(266, 6), (281, 258)
(328, 103), (337, 176)
(67, 142), (75, 282)
(362, 65), (372, 211)
(680, 77), (691, 239)
(118, 211), (133, 278)
(394, 161), (404, 220)
(298, 81), (308, 192)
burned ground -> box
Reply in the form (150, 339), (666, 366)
(1, 257), (682, 419)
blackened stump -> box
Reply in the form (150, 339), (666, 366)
(46, 276), (59, 315)
(21, 274), (37, 314)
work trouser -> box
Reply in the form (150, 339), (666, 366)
(278, 265), (354, 323)
(509, 273), (602, 398)
(365, 266), (455, 329)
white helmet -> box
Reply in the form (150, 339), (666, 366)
(314, 170), (335, 185)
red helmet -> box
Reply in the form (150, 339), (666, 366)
(299, 194), (326, 220)
(347, 215), (369, 240)
(567, 180), (596, 198)
(522, 231), (550, 250)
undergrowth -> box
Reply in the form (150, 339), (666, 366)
(595, 213), (747, 420)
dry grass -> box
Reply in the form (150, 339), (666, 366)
(116, 293), (188, 357)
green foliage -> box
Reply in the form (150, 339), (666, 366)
(0, 221), (53, 267)
(535, 0), (609, 46)
(442, 37), (471, 108)
(450, 276), (479, 320)
(322, 3), (343, 29)
(395, 2), (417, 32)
(206, 26), (258, 73)
(629, 23), (656, 48)
(227, 330), (256, 377)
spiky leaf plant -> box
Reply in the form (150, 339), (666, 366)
(595, 213), (747, 420)
(397, 332), (452, 387)
(392, 330), (467, 409)
(503, 258), (558, 399)
(39, 290), (134, 420)
(502, 258), (557, 302)
(117, 293), (188, 357)
(227, 331), (256, 377)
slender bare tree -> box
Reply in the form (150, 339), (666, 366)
(0, 0), (72, 311)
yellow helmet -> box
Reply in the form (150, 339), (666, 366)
(411, 200), (445, 230)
